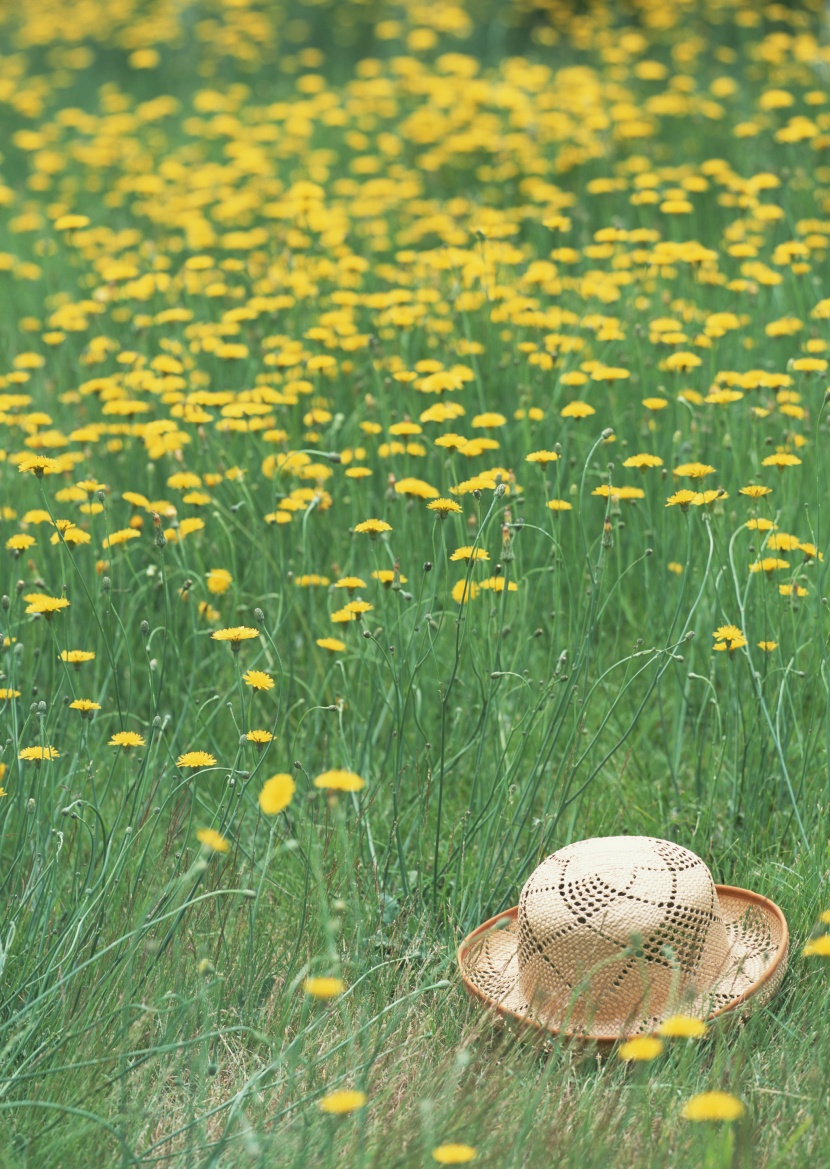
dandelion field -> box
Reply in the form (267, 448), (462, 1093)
(3, 0), (830, 1164)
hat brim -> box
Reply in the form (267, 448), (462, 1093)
(457, 883), (788, 1045)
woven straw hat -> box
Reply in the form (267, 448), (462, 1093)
(458, 836), (788, 1043)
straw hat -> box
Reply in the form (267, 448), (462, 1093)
(458, 836), (788, 1043)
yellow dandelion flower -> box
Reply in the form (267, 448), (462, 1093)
(428, 498), (463, 517)
(560, 400), (595, 419)
(60, 650), (95, 669)
(212, 626), (259, 651)
(803, 935), (830, 957)
(102, 528), (141, 549)
(197, 828), (229, 853)
(618, 1036), (663, 1062)
(433, 1145), (477, 1164)
(243, 670), (275, 691)
(304, 977), (346, 999)
(682, 1092), (745, 1122)
(206, 568), (233, 594)
(259, 772), (296, 815)
(69, 699), (100, 716)
(452, 579), (480, 604)
(657, 1015), (708, 1039)
(18, 454), (59, 477)
(19, 746), (60, 762)
(313, 769), (366, 792)
(110, 731), (146, 749)
(246, 729), (273, 749)
(318, 1090), (366, 1115)
(177, 751), (217, 768)
(450, 546), (489, 563)
(762, 452), (801, 470)
(353, 518), (392, 536)
(317, 637), (346, 652)
(394, 477), (439, 499)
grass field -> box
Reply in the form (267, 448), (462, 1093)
(2, 0), (830, 1164)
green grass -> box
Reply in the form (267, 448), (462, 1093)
(2, 0), (830, 1164)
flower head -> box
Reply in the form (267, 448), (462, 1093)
(433, 1146), (477, 1164)
(177, 751), (217, 768)
(197, 828), (229, 853)
(657, 1015), (708, 1039)
(304, 976), (346, 999)
(109, 731), (146, 749)
(319, 1089), (366, 1115)
(428, 498), (463, 518)
(353, 518), (391, 537)
(19, 746), (59, 762)
(618, 1036), (663, 1062)
(61, 650), (95, 669)
(212, 626), (259, 651)
(243, 670), (274, 691)
(259, 772), (296, 815)
(682, 1092), (745, 1122)
(18, 454), (59, 477)
(313, 768), (366, 792)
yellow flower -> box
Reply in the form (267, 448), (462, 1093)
(259, 773), (296, 814)
(560, 400), (595, 419)
(618, 1036), (663, 1062)
(313, 769), (366, 792)
(623, 453), (663, 470)
(69, 699), (100, 716)
(243, 670), (274, 691)
(19, 746), (60, 762)
(212, 626), (259, 650)
(246, 729), (273, 749)
(547, 499), (573, 512)
(109, 731), (146, 749)
(25, 595), (70, 618)
(450, 546), (489, 563)
(304, 976), (346, 999)
(674, 462), (716, 479)
(197, 828), (229, 853)
(177, 751), (217, 768)
(18, 454), (59, 477)
(395, 477), (438, 499)
(206, 568), (233, 594)
(60, 650), (95, 669)
(433, 1145), (477, 1164)
(657, 1015), (708, 1039)
(682, 1092), (745, 1122)
(318, 1089), (367, 1115)
(317, 637), (346, 652)
(354, 518), (392, 536)
(452, 579), (480, 604)
(761, 452), (801, 469)
(102, 528), (141, 549)
(526, 450), (559, 464)
(803, 935), (830, 957)
(428, 498), (463, 517)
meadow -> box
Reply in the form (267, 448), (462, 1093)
(1, 0), (830, 1164)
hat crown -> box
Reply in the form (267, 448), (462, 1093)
(517, 836), (731, 1030)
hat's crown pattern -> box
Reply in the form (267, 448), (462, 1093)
(517, 836), (732, 1030)
(459, 834), (787, 1039)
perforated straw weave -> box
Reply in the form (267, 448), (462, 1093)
(458, 836), (788, 1042)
